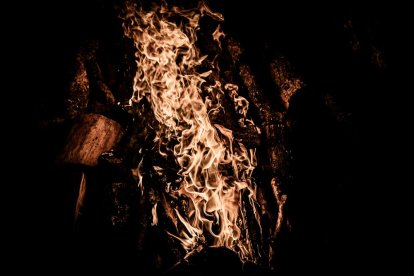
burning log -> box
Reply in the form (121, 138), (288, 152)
(59, 114), (124, 166)
(226, 38), (291, 265)
(66, 41), (116, 119)
(97, 151), (137, 228)
(66, 46), (90, 119)
(232, 56), (288, 177)
(239, 65), (278, 123)
(233, 125), (261, 147)
(270, 57), (304, 110)
(226, 37), (291, 181)
(59, 39), (127, 228)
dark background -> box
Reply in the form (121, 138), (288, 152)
(14, 0), (406, 274)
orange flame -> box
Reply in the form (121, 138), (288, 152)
(123, 1), (259, 262)
(74, 172), (87, 221)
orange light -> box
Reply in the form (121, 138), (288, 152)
(122, 1), (260, 262)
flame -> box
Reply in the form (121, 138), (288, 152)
(123, 1), (259, 262)
(152, 202), (158, 226)
(131, 151), (144, 195)
(74, 172), (87, 221)
(213, 24), (225, 48)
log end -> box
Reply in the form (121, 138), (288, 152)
(58, 114), (124, 166)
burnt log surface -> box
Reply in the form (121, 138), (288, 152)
(23, 0), (404, 275)
(58, 114), (124, 166)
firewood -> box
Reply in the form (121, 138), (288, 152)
(225, 125), (260, 148)
(66, 50), (90, 119)
(226, 37), (292, 265)
(59, 114), (124, 166)
(238, 65), (277, 124)
(237, 65), (287, 178)
(270, 57), (304, 110)
(65, 41), (116, 119)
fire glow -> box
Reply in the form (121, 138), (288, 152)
(122, 1), (261, 262)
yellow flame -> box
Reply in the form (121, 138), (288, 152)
(152, 203), (158, 226)
(131, 152), (144, 195)
(123, 1), (258, 262)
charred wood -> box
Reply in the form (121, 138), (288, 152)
(269, 57), (304, 110)
(226, 37), (292, 265)
(65, 42), (116, 119)
(58, 114), (124, 166)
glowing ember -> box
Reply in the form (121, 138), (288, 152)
(122, 1), (260, 262)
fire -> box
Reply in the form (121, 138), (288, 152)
(74, 172), (87, 221)
(122, 1), (260, 262)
